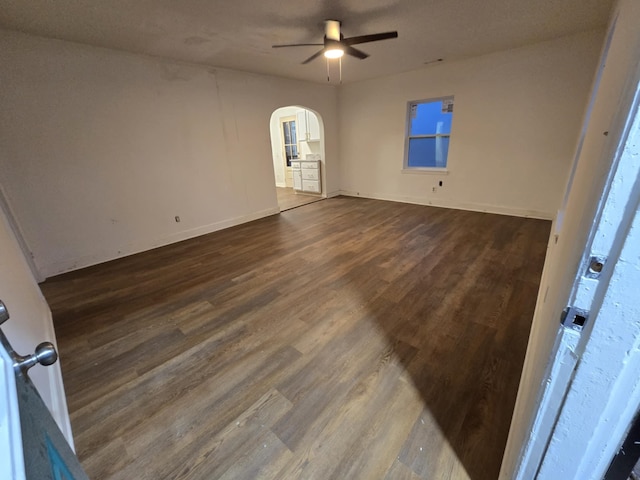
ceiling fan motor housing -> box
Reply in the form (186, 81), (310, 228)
(325, 20), (341, 41)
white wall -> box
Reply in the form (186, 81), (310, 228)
(0, 203), (73, 444)
(0, 30), (339, 278)
(270, 107), (323, 188)
(501, 0), (640, 476)
(338, 30), (604, 219)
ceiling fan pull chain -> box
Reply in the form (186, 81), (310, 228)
(327, 58), (330, 82)
(339, 57), (342, 84)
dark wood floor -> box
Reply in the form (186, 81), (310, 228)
(276, 187), (323, 211)
(40, 197), (550, 480)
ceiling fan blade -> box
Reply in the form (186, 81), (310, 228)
(344, 45), (369, 60)
(301, 50), (325, 64)
(272, 43), (324, 48)
(343, 31), (398, 46)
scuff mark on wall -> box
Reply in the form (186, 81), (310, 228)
(211, 70), (238, 194)
(184, 36), (211, 46)
(160, 64), (196, 82)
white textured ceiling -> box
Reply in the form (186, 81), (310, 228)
(0, 0), (614, 84)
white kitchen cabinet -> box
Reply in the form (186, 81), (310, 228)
(292, 170), (302, 191)
(290, 161), (302, 190)
(306, 113), (320, 142)
(301, 179), (320, 193)
(292, 160), (321, 194)
(296, 110), (320, 143)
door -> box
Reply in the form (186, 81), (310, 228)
(280, 116), (298, 188)
(1, 301), (88, 480)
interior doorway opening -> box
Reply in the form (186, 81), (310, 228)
(269, 106), (326, 211)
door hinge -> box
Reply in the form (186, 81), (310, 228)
(560, 255), (606, 331)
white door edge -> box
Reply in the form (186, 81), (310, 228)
(0, 337), (26, 480)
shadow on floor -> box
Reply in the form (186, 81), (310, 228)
(336, 201), (550, 479)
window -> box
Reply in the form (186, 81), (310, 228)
(404, 96), (454, 170)
(281, 117), (298, 167)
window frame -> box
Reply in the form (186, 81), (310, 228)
(402, 95), (454, 174)
(280, 115), (299, 168)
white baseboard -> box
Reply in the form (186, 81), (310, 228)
(38, 192), (551, 278)
(39, 206), (280, 278)
(338, 190), (553, 220)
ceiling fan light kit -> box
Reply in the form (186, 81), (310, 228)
(272, 19), (398, 83)
(324, 48), (344, 59)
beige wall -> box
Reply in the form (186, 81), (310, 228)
(338, 30), (604, 219)
(0, 30), (339, 278)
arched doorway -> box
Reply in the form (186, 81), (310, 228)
(269, 106), (326, 211)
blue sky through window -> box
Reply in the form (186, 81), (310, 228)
(410, 101), (453, 136)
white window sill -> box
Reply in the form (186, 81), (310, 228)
(401, 168), (449, 175)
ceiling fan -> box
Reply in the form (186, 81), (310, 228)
(272, 20), (398, 65)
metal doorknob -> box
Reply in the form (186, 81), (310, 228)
(0, 299), (59, 374)
(14, 342), (58, 373)
(34, 342), (58, 366)
(0, 300), (9, 325)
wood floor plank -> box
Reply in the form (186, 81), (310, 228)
(397, 408), (461, 479)
(384, 460), (425, 480)
(40, 196), (550, 479)
(78, 438), (133, 480)
(156, 389), (293, 480)
(329, 375), (424, 480)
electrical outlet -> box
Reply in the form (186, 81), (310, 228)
(175, 216), (180, 223)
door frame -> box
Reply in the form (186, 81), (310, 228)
(0, 200), (74, 447)
(269, 106), (328, 197)
(0, 184), (42, 282)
